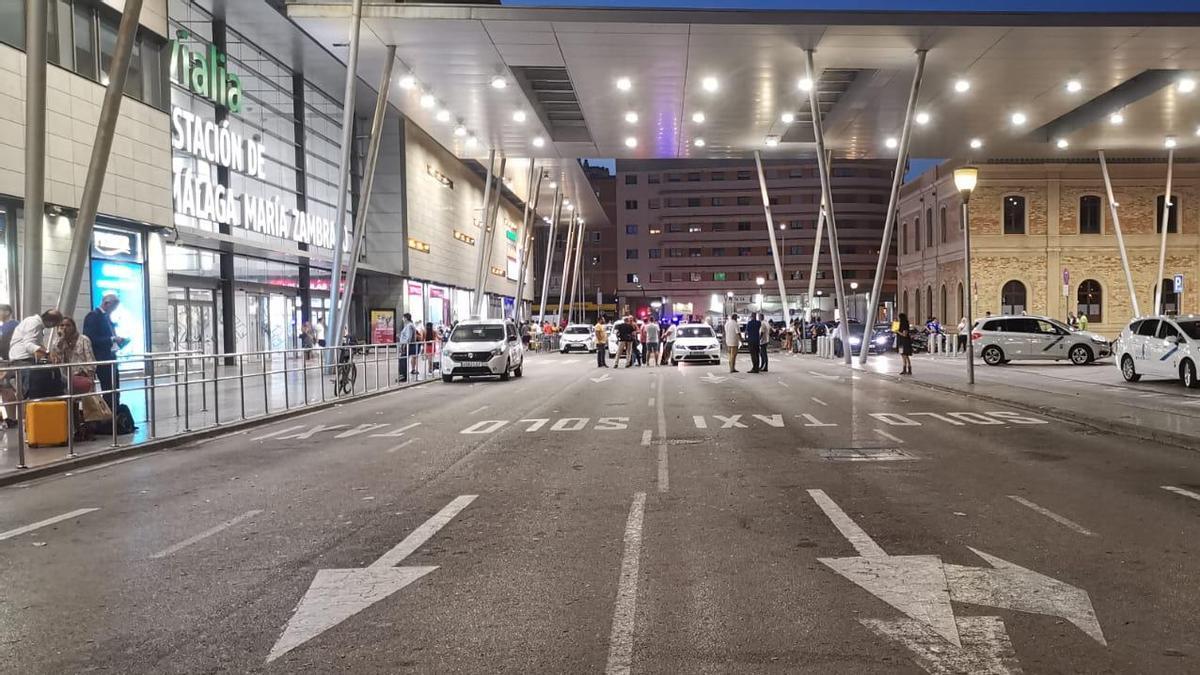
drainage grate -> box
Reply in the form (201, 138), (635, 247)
(819, 447), (916, 462)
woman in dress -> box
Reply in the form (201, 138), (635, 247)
(897, 313), (913, 375)
(424, 322), (439, 373)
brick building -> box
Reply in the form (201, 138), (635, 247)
(898, 159), (1200, 337)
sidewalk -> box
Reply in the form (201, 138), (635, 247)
(802, 350), (1200, 449)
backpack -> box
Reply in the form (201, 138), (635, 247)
(116, 404), (136, 434)
(0, 325), (13, 361)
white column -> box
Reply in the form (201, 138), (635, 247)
(753, 151), (792, 327)
(475, 155), (507, 317)
(1098, 150), (1141, 317)
(1154, 148), (1175, 315)
(537, 188), (563, 324)
(556, 206), (578, 324)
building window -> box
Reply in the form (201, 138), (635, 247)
(738, 272), (751, 281)
(625, 174), (638, 185)
(624, 200), (638, 210)
(833, 167), (856, 178)
(668, 248), (683, 257)
(689, 248), (702, 257)
(1077, 279), (1102, 322)
(688, 172), (701, 182)
(712, 247), (725, 256)
(648, 248), (661, 259)
(940, 206), (948, 243)
(902, 223), (908, 254)
(914, 290), (921, 322)
(914, 217), (921, 252)
(712, 197), (725, 206)
(787, 245), (802, 255)
(737, 170), (752, 180)
(1003, 196), (1026, 234)
(903, 290), (909, 316)
(690, 272), (702, 282)
(1001, 280), (1027, 315)
(648, 199), (660, 209)
(713, 272), (727, 281)
(687, 198), (701, 207)
(957, 282), (965, 320)
(737, 196), (752, 206)
(712, 172), (726, 181)
(1079, 195), (1102, 234)
(688, 225), (702, 233)
(591, 232), (601, 242)
(925, 208), (934, 247)
(625, 249), (639, 259)
(625, 224), (638, 235)
(738, 247), (751, 256)
(626, 274), (638, 283)
(926, 287), (933, 320)
(737, 221), (752, 231)
(1157, 194), (1179, 233)
(940, 284), (948, 321)
(648, 227), (662, 235)
(648, 173), (660, 184)
(668, 223), (685, 233)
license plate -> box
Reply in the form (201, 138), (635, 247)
(460, 361), (486, 367)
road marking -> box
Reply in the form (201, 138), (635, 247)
(371, 422), (421, 437)
(752, 414), (785, 427)
(520, 418), (550, 432)
(641, 430), (652, 447)
(277, 424), (346, 440)
(799, 413), (837, 427)
(551, 418), (589, 431)
(190, 429), (250, 446)
(373, 495), (478, 568)
(656, 375), (669, 492)
(809, 371), (841, 380)
(468, 405), (489, 415)
(605, 492), (647, 675)
(150, 509), (263, 559)
(334, 423), (389, 439)
(714, 414), (748, 429)
(807, 489), (886, 558)
(692, 415), (707, 429)
(1007, 495), (1096, 537)
(252, 424), (306, 441)
(0, 508), (100, 542)
(596, 417), (630, 431)
(461, 420), (508, 434)
(811, 397), (828, 406)
(863, 616), (1020, 674)
(386, 438), (416, 453)
(873, 429), (905, 444)
(821, 448), (915, 462)
(700, 372), (728, 384)
(1162, 485), (1200, 502)
(590, 374), (612, 383)
(61, 455), (150, 477)
(913, 412), (965, 426)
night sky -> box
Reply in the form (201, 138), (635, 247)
(502, 0), (1193, 10)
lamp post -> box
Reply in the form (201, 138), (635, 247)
(954, 166), (979, 385)
(849, 281), (859, 321)
(779, 223), (787, 282)
(726, 290), (734, 318)
(756, 276), (765, 312)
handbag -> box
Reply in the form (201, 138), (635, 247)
(81, 394), (112, 423)
(71, 374), (94, 395)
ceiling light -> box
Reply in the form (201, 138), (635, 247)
(419, 93), (436, 108)
(885, 137), (898, 149)
(435, 109), (451, 122)
(490, 75), (508, 89)
(1109, 111), (1125, 125)
(694, 138), (706, 147)
(564, 199), (571, 207)
(764, 135), (780, 147)
(624, 137), (638, 148)
(1165, 136), (1178, 148)
(548, 181), (557, 189)
(624, 111), (639, 124)
(798, 77), (814, 92)
(915, 111), (930, 125)
(512, 110), (527, 123)
(398, 74), (416, 90)
(454, 124), (467, 137)
(1195, 125), (1200, 137)
(1179, 77), (1197, 93)
(781, 112), (795, 124)
(692, 111), (706, 124)
(954, 79), (971, 93)
(701, 76), (719, 92)
(616, 76), (632, 92)
(1066, 79), (1082, 93)
(1011, 112), (1027, 126)
(1056, 138), (1070, 149)
(465, 136), (478, 148)
(969, 138), (983, 149)
(532, 136), (545, 148)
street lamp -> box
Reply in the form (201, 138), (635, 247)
(756, 276), (765, 312)
(954, 165), (979, 385)
(849, 281), (859, 321)
(726, 290), (734, 317)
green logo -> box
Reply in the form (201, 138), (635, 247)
(169, 30), (243, 113)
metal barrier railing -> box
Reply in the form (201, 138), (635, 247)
(3, 340), (442, 470)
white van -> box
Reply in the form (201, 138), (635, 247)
(441, 318), (524, 382)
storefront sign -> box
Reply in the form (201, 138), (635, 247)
(170, 30), (243, 113)
(370, 309), (396, 344)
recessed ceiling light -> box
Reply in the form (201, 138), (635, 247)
(435, 109), (451, 122)
(915, 111), (930, 125)
(969, 138), (983, 149)
(624, 111), (639, 124)
(1109, 111), (1125, 125)
(564, 199), (572, 207)
(798, 77), (813, 92)
(692, 111), (706, 124)
(512, 110), (527, 123)
(548, 181), (557, 189)
(616, 76), (632, 92)
(420, 94), (436, 108)
(465, 136), (478, 148)
(1179, 77), (1196, 93)
(764, 135), (780, 147)
(625, 137), (638, 148)
(694, 138), (706, 147)
(1066, 79), (1082, 93)
(398, 74), (416, 90)
(1165, 136), (1178, 148)
(490, 75), (508, 89)
(781, 112), (795, 124)
(885, 137), (898, 149)
(1011, 112), (1027, 126)
(954, 79), (971, 93)
(1056, 138), (1070, 149)
(701, 76), (719, 92)
(532, 136), (545, 148)
(1195, 125), (1200, 137)
(454, 124), (467, 137)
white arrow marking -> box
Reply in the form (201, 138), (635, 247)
(334, 423), (389, 439)
(371, 422), (421, 438)
(1163, 485), (1200, 501)
(252, 424), (306, 441)
(277, 424), (346, 440)
(590, 373), (613, 383)
(701, 372), (728, 384)
(267, 495), (477, 662)
(862, 615), (1022, 675)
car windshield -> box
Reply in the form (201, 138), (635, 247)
(1177, 320), (1200, 340)
(450, 325), (505, 342)
(564, 327), (591, 335)
(678, 326), (714, 338)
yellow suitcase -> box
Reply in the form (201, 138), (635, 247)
(26, 401), (69, 447)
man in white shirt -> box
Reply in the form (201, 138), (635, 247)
(758, 313), (772, 373)
(723, 314), (741, 373)
(9, 310), (64, 362)
(397, 313), (415, 382)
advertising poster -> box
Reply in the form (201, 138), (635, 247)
(370, 309), (396, 344)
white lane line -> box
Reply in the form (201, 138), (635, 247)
(191, 429), (250, 446)
(640, 430), (652, 447)
(655, 376), (669, 492)
(806, 489), (886, 558)
(468, 405), (489, 415)
(777, 380), (790, 388)
(605, 491), (647, 675)
(0, 508), (100, 542)
(150, 509), (263, 559)
(386, 438), (416, 454)
(62, 455), (150, 477)
(873, 429), (905, 445)
(251, 424), (307, 441)
(1162, 485), (1200, 502)
(370, 495), (478, 568)
(811, 397), (828, 407)
(1007, 496), (1096, 537)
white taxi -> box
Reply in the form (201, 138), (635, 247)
(670, 323), (722, 365)
(441, 318), (524, 382)
(559, 324), (597, 353)
(1114, 315), (1200, 388)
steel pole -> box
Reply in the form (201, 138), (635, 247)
(514, 165), (544, 325)
(860, 49), (925, 365)
(476, 155), (506, 316)
(471, 150), (497, 313)
(537, 188), (563, 325)
(1098, 150), (1141, 317)
(805, 49), (853, 365)
(962, 199), (975, 385)
(1153, 148), (1175, 315)
(23, 0), (48, 316)
(513, 159), (537, 322)
(334, 46), (396, 344)
(556, 206), (577, 325)
(567, 218), (586, 323)
(753, 151), (792, 327)
(326, 0), (365, 351)
(806, 204), (825, 318)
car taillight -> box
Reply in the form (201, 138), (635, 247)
(971, 331), (982, 341)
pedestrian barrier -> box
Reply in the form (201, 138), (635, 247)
(816, 335), (836, 359)
(928, 333), (965, 357)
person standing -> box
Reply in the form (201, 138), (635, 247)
(424, 321), (439, 373)
(397, 313), (415, 382)
(644, 320), (660, 368)
(745, 313), (762, 373)
(615, 316), (635, 368)
(956, 316), (969, 352)
(83, 293), (129, 409)
(724, 314), (741, 373)
(897, 313), (913, 375)
(594, 316), (609, 367)
(316, 318), (327, 347)
(758, 313), (771, 373)
(1077, 313), (1089, 332)
(660, 322), (675, 365)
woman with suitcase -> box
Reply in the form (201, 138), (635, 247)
(49, 317), (107, 439)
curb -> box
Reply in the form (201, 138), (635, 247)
(0, 377), (436, 488)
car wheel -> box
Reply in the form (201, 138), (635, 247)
(1182, 360), (1199, 389)
(514, 362), (523, 378)
(1068, 344), (1093, 365)
(500, 360), (511, 381)
(442, 374), (453, 383)
(560, 349), (567, 354)
(1121, 355), (1141, 382)
(982, 345), (1005, 366)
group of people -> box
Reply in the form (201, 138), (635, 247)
(593, 315), (670, 368)
(1065, 312), (1090, 331)
(722, 313), (772, 374)
(396, 313), (445, 380)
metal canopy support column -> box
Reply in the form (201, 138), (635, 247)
(1153, 147), (1175, 315)
(326, 0), (365, 351)
(860, 49), (926, 365)
(1098, 150), (1141, 317)
(475, 155), (506, 317)
(567, 217), (587, 324)
(537, 188), (563, 325)
(805, 49), (853, 365)
(556, 207), (577, 324)
(514, 163), (544, 325)
(472, 150), (497, 314)
(23, 0), (48, 315)
(333, 46), (396, 344)
(753, 151), (792, 327)
(806, 203), (826, 315)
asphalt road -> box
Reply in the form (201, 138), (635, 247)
(2, 349), (1199, 673)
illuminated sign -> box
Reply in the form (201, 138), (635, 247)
(169, 30), (243, 113)
(453, 230), (475, 245)
(426, 164), (454, 189)
(408, 238), (431, 253)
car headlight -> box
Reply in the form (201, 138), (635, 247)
(875, 336), (890, 344)
(849, 337), (862, 345)
(1090, 336), (1107, 344)
(490, 347), (504, 356)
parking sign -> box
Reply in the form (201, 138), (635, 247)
(1174, 274), (1184, 293)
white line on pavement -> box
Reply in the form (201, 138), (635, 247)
(606, 492), (647, 675)
(1007, 496), (1096, 537)
(370, 495), (478, 569)
(806, 489), (886, 558)
(251, 424), (307, 441)
(190, 429), (250, 446)
(811, 397), (828, 406)
(656, 375), (669, 492)
(873, 429), (905, 445)
(0, 508), (100, 543)
(1162, 485), (1200, 502)
(62, 455), (150, 477)
(468, 405), (489, 415)
(150, 509), (263, 559)
(777, 380), (790, 388)
(641, 430), (652, 447)
(386, 438), (416, 454)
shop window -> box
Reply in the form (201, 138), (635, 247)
(1001, 280), (1027, 315)
(625, 175), (638, 185)
(1077, 279), (1102, 322)
(1079, 195), (1102, 234)
(1157, 195), (1179, 233)
(1003, 195), (1026, 234)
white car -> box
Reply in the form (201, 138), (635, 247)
(559, 324), (596, 353)
(973, 314), (1111, 366)
(1115, 315), (1200, 388)
(670, 323), (722, 365)
(441, 318), (524, 382)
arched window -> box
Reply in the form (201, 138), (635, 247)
(903, 290), (909, 316)
(926, 207), (934, 247)
(1003, 195), (1026, 234)
(1001, 280), (1027, 315)
(1159, 278), (1180, 315)
(940, 284), (948, 321)
(1077, 279), (1102, 322)
(902, 222), (908, 255)
(914, 217), (921, 252)
(926, 286), (934, 320)
(940, 205), (948, 243)
(957, 282), (965, 321)
(914, 289), (921, 321)
(1079, 195), (1102, 234)
(1157, 195), (1179, 233)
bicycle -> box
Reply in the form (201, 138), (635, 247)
(335, 343), (358, 395)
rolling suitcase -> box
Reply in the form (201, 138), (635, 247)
(26, 401), (69, 447)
